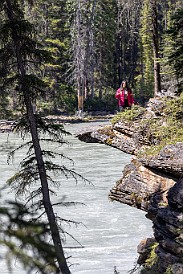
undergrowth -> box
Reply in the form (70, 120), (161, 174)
(111, 94), (183, 156)
(111, 105), (146, 125)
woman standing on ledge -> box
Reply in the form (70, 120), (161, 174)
(115, 80), (135, 111)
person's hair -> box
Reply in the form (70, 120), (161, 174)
(121, 80), (129, 89)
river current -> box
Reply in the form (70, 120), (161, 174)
(0, 121), (152, 274)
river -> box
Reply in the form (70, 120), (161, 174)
(0, 121), (152, 274)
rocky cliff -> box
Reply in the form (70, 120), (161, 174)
(77, 96), (183, 274)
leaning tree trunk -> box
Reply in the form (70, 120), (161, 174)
(5, 1), (70, 273)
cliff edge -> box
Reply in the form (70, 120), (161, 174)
(77, 96), (183, 274)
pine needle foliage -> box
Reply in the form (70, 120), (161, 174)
(167, 8), (183, 93)
(0, 198), (59, 274)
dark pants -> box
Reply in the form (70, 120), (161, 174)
(119, 99), (130, 111)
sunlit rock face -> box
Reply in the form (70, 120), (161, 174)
(109, 142), (183, 214)
(109, 157), (176, 217)
(140, 142), (183, 179)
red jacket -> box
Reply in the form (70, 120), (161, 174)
(115, 88), (134, 107)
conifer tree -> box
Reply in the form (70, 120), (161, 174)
(66, 0), (118, 112)
(167, 7), (183, 93)
(139, 0), (154, 99)
(116, 0), (142, 88)
(160, 0), (173, 82)
(0, 0), (73, 272)
(150, 0), (161, 96)
(0, 198), (60, 273)
(94, 0), (117, 98)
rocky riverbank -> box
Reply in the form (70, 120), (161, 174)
(77, 96), (183, 274)
(0, 113), (114, 133)
(0, 120), (15, 132)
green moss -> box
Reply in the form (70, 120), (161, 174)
(98, 125), (114, 134)
(164, 266), (173, 274)
(144, 242), (159, 269)
(163, 94), (183, 120)
(130, 192), (143, 207)
(106, 138), (113, 145)
(111, 95), (183, 158)
(138, 243), (161, 274)
(140, 95), (183, 156)
(111, 105), (146, 125)
(158, 201), (168, 207)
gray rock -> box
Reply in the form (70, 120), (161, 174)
(168, 179), (183, 210)
(140, 143), (183, 178)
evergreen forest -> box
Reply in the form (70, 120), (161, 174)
(0, 0), (182, 117)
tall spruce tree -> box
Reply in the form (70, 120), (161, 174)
(0, 0), (73, 273)
(167, 7), (183, 93)
(139, 0), (154, 100)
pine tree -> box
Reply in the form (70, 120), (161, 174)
(150, 0), (161, 96)
(139, 0), (154, 100)
(116, 0), (142, 88)
(22, 0), (73, 114)
(0, 198), (60, 273)
(66, 0), (118, 113)
(0, 0), (73, 272)
(167, 7), (183, 93)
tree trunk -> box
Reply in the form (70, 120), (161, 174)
(5, 1), (70, 273)
(150, 0), (161, 96)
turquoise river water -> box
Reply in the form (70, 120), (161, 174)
(0, 121), (152, 274)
